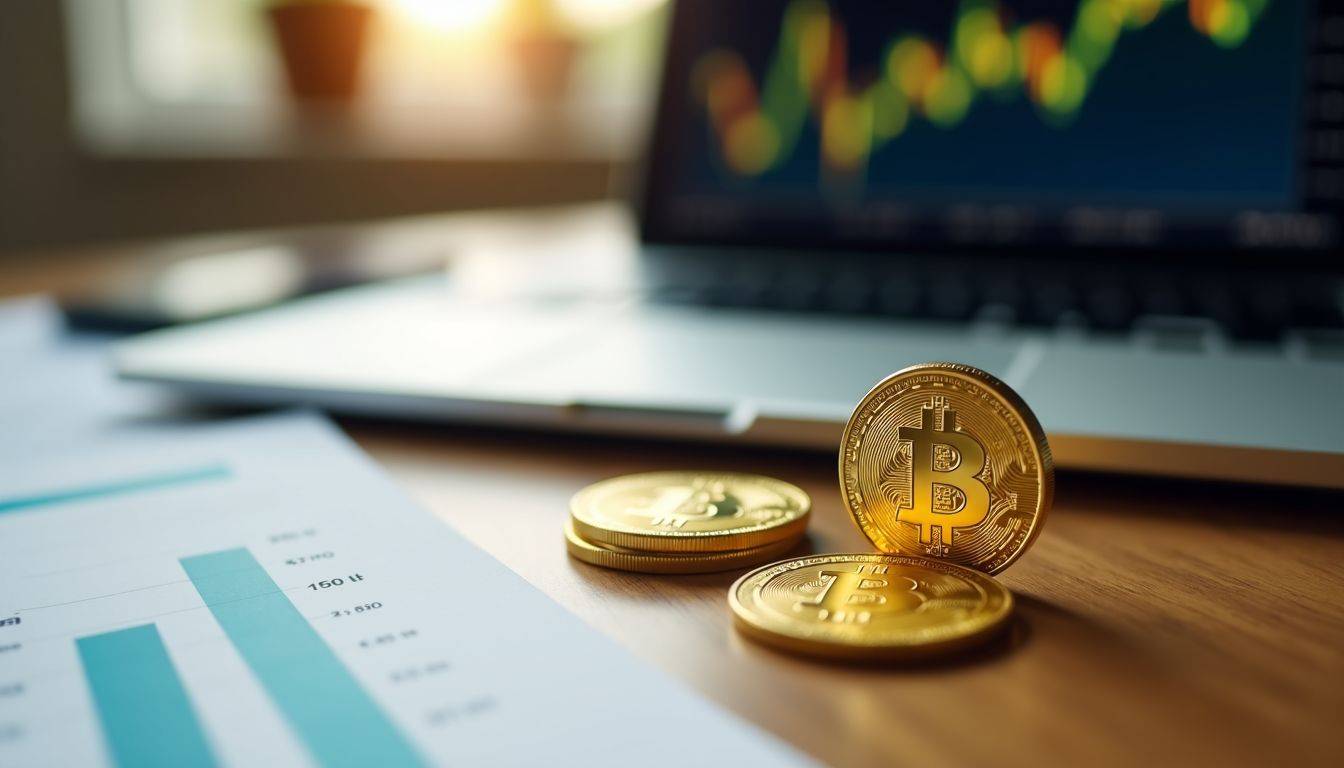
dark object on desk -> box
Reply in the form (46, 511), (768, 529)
(61, 241), (445, 333)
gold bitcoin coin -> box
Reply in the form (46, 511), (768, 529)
(564, 520), (803, 574)
(839, 362), (1053, 574)
(730, 553), (1013, 661)
(570, 471), (810, 553)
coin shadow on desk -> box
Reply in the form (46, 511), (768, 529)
(727, 591), (1138, 674)
(1004, 592), (1150, 664)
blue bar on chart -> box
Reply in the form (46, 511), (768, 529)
(0, 464), (231, 515)
(179, 547), (425, 768)
(76, 624), (217, 768)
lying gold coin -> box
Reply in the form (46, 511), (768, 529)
(730, 553), (1012, 661)
(570, 471), (810, 553)
(839, 362), (1053, 574)
(564, 520), (803, 574)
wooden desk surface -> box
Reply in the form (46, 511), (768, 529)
(7, 216), (1344, 767)
(351, 420), (1344, 768)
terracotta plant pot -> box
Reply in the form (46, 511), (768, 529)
(267, 1), (374, 104)
(510, 29), (581, 105)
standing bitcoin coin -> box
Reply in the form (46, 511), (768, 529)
(839, 362), (1053, 574)
(730, 554), (1013, 660)
(570, 471), (810, 553)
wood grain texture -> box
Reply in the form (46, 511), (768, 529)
(350, 421), (1344, 768)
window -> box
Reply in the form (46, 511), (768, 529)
(64, 0), (667, 159)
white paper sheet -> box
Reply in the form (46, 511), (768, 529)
(0, 298), (810, 767)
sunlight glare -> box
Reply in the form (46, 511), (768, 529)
(389, 0), (506, 33)
(554, 0), (666, 30)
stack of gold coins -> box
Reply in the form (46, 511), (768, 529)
(566, 471), (810, 574)
(730, 362), (1054, 661)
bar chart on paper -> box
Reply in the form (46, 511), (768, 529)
(0, 471), (441, 768)
(69, 546), (426, 768)
(0, 415), (804, 767)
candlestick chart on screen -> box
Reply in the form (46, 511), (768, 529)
(684, 0), (1301, 207)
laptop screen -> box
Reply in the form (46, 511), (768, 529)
(640, 0), (1341, 260)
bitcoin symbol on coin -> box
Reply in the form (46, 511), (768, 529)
(897, 401), (990, 549)
(795, 564), (923, 624)
(630, 479), (743, 528)
(839, 362), (1054, 574)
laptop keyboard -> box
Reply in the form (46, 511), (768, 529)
(646, 253), (1344, 343)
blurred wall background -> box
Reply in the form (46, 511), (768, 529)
(0, 0), (664, 255)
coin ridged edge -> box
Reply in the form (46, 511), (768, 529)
(571, 513), (810, 553)
(565, 520), (804, 574)
(570, 472), (812, 553)
(837, 362), (1054, 575)
(728, 554), (1014, 661)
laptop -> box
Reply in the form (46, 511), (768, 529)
(115, 0), (1344, 488)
